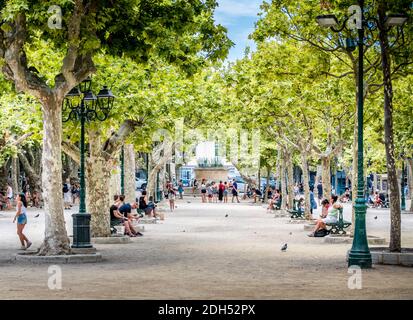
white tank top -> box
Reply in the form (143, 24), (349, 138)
(21, 204), (27, 215)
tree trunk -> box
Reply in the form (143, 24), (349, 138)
(124, 144), (136, 203)
(378, 7), (401, 252)
(38, 98), (71, 255)
(263, 166), (270, 203)
(62, 154), (71, 182)
(280, 153), (287, 210)
(232, 162), (258, 188)
(86, 129), (111, 238)
(110, 165), (121, 201)
(286, 152), (294, 209)
(11, 157), (19, 196)
(321, 156), (332, 199)
(147, 164), (157, 200)
(18, 152), (42, 194)
(0, 163), (8, 191)
(275, 149), (281, 190)
(301, 152), (311, 219)
(408, 159), (413, 212)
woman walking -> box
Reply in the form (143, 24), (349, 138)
(192, 179), (198, 197)
(200, 179), (207, 203)
(13, 193), (32, 250)
(168, 186), (176, 212)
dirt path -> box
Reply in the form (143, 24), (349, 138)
(0, 198), (412, 299)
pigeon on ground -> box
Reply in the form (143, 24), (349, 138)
(34, 214), (40, 218)
(281, 243), (288, 252)
(187, 201), (191, 203)
(225, 214), (229, 217)
(374, 216), (378, 220)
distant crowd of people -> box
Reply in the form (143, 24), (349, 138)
(191, 178), (241, 204)
(1, 183), (42, 211)
(62, 179), (80, 210)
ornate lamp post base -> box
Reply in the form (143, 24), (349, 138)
(348, 199), (372, 268)
(348, 251), (372, 268)
(72, 213), (93, 248)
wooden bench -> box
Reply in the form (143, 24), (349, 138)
(326, 207), (351, 235)
(288, 199), (304, 219)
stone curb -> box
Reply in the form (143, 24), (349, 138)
(323, 235), (386, 245)
(14, 252), (102, 264)
(139, 218), (158, 224)
(370, 248), (413, 267)
(92, 236), (131, 244)
(287, 219), (308, 224)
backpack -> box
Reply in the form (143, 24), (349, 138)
(63, 184), (69, 193)
(314, 228), (329, 237)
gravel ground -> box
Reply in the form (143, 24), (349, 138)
(0, 198), (412, 299)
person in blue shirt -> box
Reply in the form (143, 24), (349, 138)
(118, 200), (143, 237)
(231, 179), (240, 203)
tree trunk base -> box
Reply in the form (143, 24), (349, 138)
(37, 237), (72, 256)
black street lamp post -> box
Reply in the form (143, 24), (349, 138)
(401, 156), (406, 211)
(316, 1), (407, 268)
(63, 79), (115, 248)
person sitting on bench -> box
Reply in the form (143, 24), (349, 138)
(139, 191), (156, 218)
(252, 187), (262, 203)
(267, 189), (281, 210)
(110, 195), (140, 237)
(118, 199), (143, 237)
(319, 198), (329, 218)
(308, 195), (342, 237)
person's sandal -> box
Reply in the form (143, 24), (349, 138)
(307, 233), (315, 237)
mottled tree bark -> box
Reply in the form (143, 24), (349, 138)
(85, 130), (111, 237)
(18, 152), (41, 194)
(110, 166), (121, 201)
(263, 166), (271, 203)
(321, 156), (332, 200)
(38, 98), (71, 255)
(301, 152), (311, 219)
(11, 157), (19, 195)
(378, 5), (401, 252)
(285, 151), (294, 210)
(280, 153), (287, 211)
(124, 144), (136, 203)
(0, 163), (8, 192)
(408, 159), (413, 213)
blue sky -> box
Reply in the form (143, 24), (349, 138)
(214, 0), (263, 62)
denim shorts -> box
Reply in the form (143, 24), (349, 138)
(17, 214), (27, 225)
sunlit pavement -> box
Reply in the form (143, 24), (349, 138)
(0, 198), (412, 299)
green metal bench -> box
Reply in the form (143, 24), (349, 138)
(325, 207), (351, 235)
(288, 199), (304, 219)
